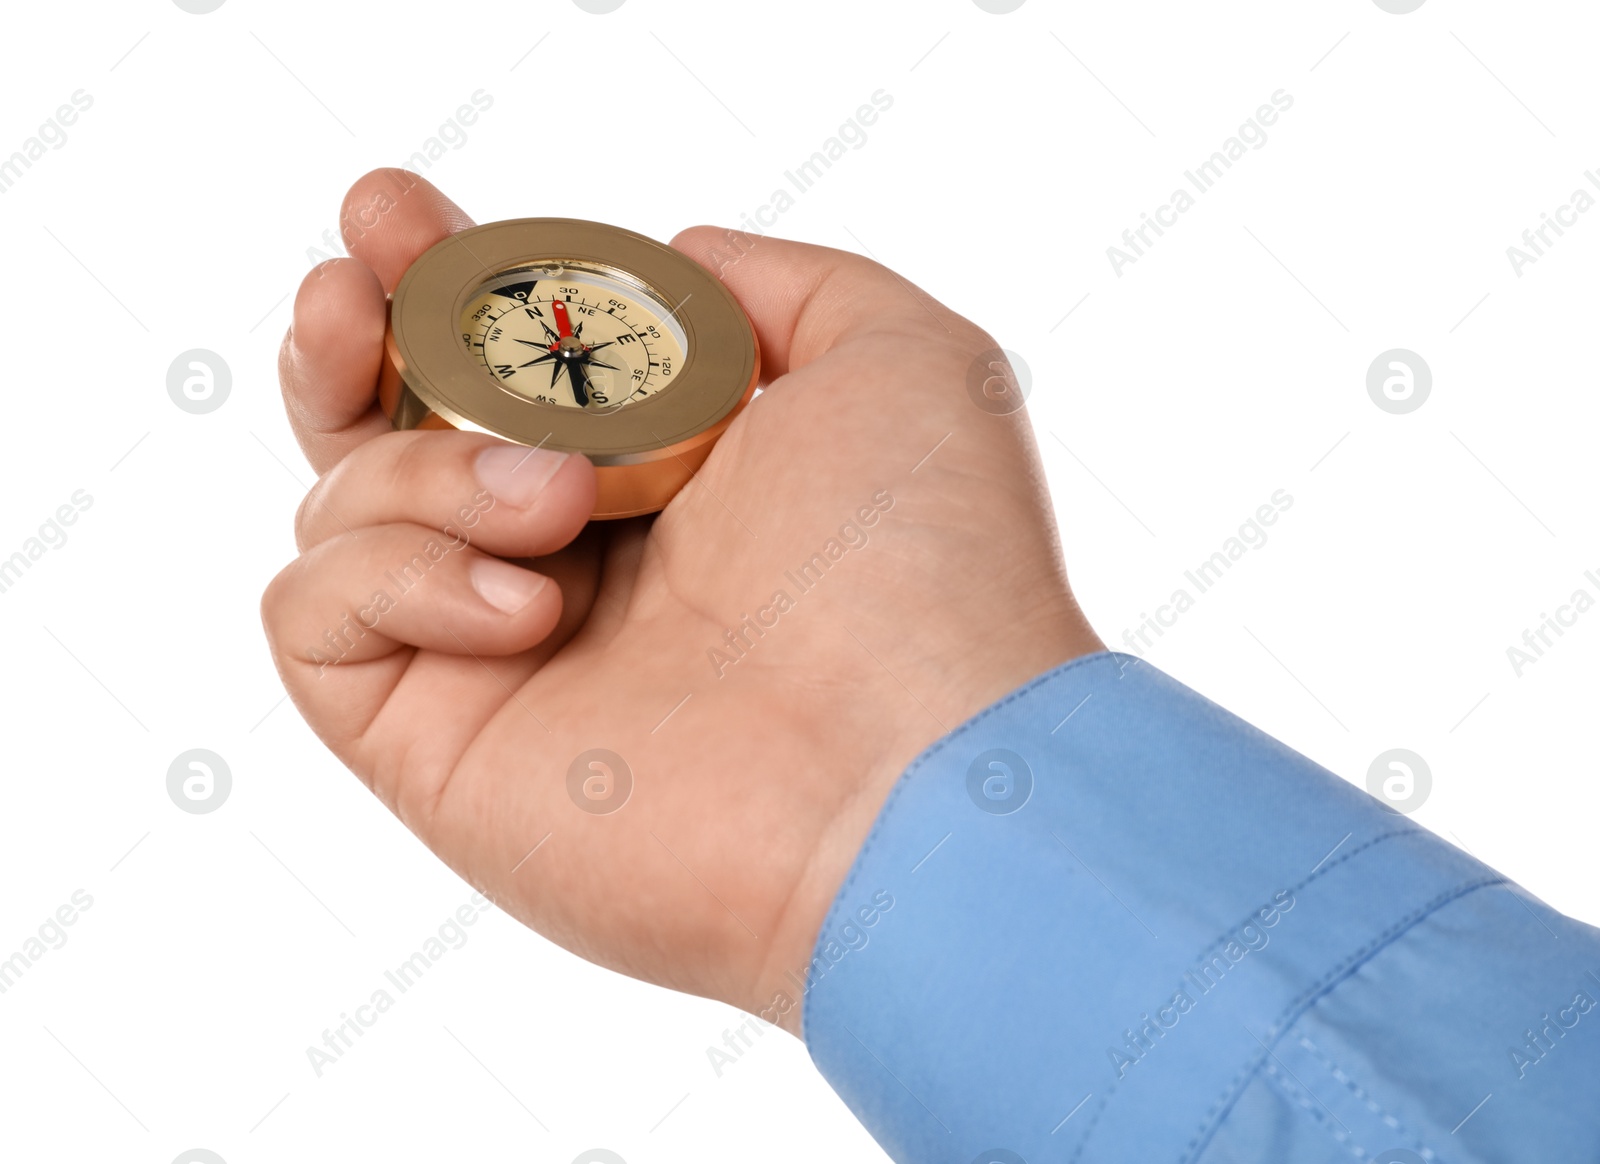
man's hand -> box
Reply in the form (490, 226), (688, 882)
(260, 169), (1101, 1035)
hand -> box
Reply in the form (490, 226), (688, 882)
(260, 169), (1102, 1035)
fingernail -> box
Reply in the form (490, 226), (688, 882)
(474, 444), (568, 507)
(470, 557), (548, 615)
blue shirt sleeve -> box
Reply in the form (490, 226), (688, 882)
(801, 651), (1600, 1163)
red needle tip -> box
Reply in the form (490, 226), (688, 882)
(550, 298), (574, 339)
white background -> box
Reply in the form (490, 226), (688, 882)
(1, 1), (1595, 1161)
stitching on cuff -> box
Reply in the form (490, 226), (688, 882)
(1257, 1056), (1367, 1159)
(1180, 875), (1508, 1164)
(1186, 829), (1425, 972)
(1284, 1025), (1449, 1163)
(1062, 829), (1441, 1161)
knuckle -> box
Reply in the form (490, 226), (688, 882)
(292, 464), (338, 552)
(294, 429), (430, 553)
(258, 559), (301, 636)
(382, 429), (439, 499)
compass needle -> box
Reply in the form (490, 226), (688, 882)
(569, 361), (592, 409)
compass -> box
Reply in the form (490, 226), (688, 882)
(380, 218), (760, 519)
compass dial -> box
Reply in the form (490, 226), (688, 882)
(461, 264), (689, 411)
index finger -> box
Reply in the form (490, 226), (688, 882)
(279, 169), (475, 474)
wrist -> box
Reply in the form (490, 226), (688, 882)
(748, 611), (1103, 1038)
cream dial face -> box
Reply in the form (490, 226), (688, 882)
(460, 263), (689, 411)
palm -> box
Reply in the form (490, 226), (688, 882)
(265, 171), (1099, 1027)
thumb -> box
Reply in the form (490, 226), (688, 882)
(669, 226), (979, 382)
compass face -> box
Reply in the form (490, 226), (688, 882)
(461, 263), (689, 411)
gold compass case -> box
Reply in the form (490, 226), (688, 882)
(380, 218), (760, 519)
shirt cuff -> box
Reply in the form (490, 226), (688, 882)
(799, 651), (1598, 1162)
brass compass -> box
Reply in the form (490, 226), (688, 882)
(381, 219), (760, 518)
